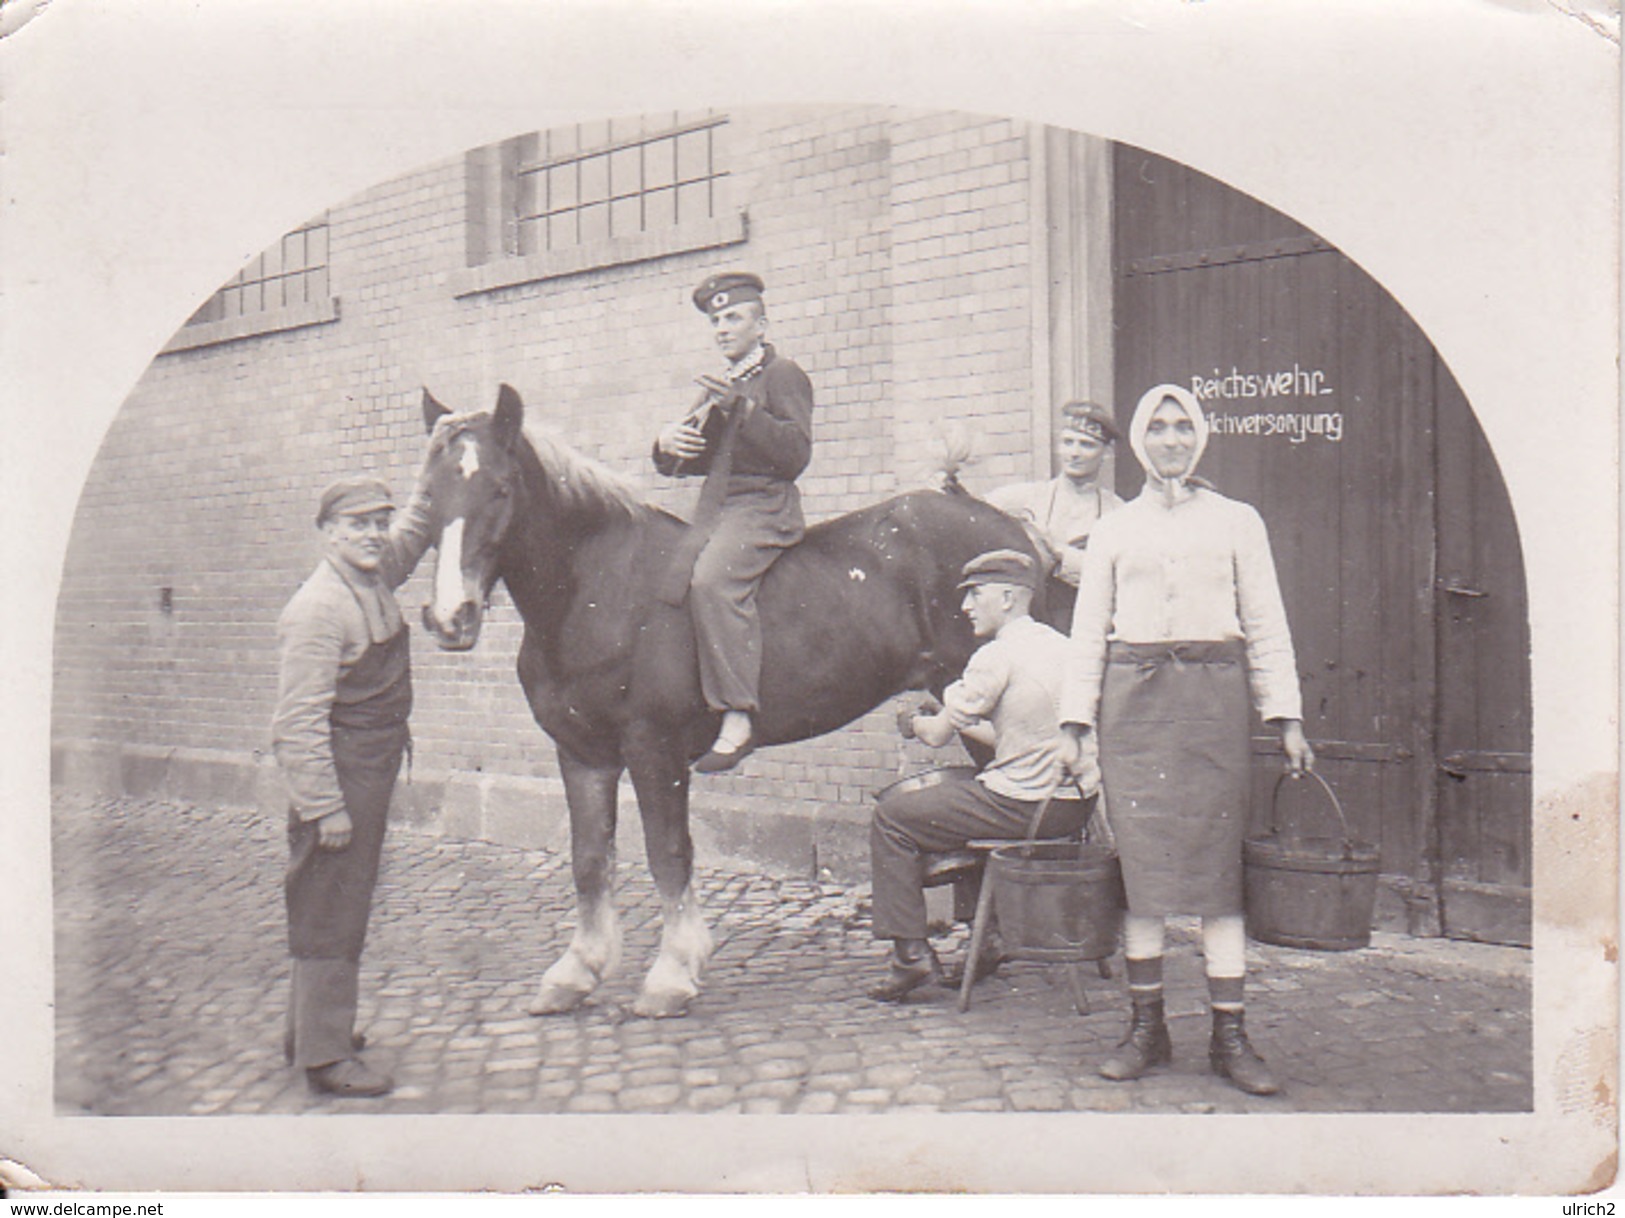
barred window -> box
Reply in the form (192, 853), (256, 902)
(516, 115), (729, 254)
(164, 215), (339, 353)
(186, 218), (331, 326)
(455, 112), (746, 296)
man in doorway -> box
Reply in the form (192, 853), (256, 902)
(868, 549), (1098, 1002)
(653, 271), (815, 773)
(272, 474), (432, 1097)
(986, 400), (1124, 631)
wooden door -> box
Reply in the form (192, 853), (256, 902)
(1105, 144), (1531, 942)
(1432, 364), (1533, 943)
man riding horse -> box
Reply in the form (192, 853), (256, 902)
(412, 280), (1046, 1017)
(653, 272), (814, 773)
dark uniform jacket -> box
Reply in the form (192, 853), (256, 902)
(652, 344), (814, 486)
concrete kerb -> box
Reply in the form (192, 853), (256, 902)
(52, 739), (288, 812)
(48, 737), (871, 883)
(1341, 930), (1531, 984)
(1155, 915), (1530, 986)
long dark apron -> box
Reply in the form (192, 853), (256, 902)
(1097, 638), (1249, 917)
(284, 626), (410, 1068)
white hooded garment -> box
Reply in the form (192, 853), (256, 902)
(1058, 383), (1304, 727)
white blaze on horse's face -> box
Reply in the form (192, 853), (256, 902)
(432, 517), (468, 631)
(421, 415), (516, 651)
(429, 440), (484, 634)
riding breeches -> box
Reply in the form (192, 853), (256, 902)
(688, 480), (804, 713)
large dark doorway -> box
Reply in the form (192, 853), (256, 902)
(1102, 144), (1531, 944)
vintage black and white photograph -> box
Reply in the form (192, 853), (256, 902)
(2, 0), (1617, 1199)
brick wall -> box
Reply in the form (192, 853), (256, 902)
(52, 105), (1066, 867)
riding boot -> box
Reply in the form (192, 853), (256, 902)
(1098, 995), (1172, 1081)
(1209, 1009), (1280, 1096)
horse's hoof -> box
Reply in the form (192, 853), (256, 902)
(630, 989), (693, 1020)
(527, 984), (590, 1016)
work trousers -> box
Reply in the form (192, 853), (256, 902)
(870, 772), (1091, 941)
(284, 719), (405, 1068)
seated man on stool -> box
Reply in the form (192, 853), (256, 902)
(868, 549), (1100, 1002)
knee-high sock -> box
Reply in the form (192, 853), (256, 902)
(1202, 913), (1247, 1010)
(1122, 914), (1166, 1006)
(1123, 913), (1166, 963)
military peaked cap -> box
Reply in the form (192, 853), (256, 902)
(693, 271), (765, 314)
(1058, 400), (1121, 444)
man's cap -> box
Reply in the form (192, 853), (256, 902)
(1059, 400), (1121, 444)
(957, 548), (1040, 591)
(693, 271), (765, 315)
(316, 476), (395, 525)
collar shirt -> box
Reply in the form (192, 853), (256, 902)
(1059, 485), (1303, 728)
(943, 614), (1096, 800)
(271, 491), (434, 821)
(986, 476), (1124, 585)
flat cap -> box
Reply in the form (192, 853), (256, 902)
(693, 271), (765, 315)
(957, 548), (1040, 591)
(1058, 400), (1121, 444)
(316, 476), (395, 525)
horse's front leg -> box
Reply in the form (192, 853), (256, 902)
(625, 725), (712, 1018)
(527, 747), (624, 1016)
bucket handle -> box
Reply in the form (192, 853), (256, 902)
(1014, 777), (1091, 858)
(1268, 769), (1356, 852)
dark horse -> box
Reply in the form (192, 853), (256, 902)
(416, 384), (1036, 1017)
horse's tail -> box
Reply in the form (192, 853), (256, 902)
(935, 420), (975, 495)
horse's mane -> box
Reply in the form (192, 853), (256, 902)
(430, 411), (649, 521)
(521, 421), (650, 520)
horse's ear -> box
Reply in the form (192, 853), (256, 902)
(493, 383), (524, 449)
(422, 388), (451, 434)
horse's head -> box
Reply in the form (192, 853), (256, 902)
(418, 383), (528, 651)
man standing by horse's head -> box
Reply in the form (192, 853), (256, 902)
(653, 271), (815, 772)
(271, 473), (434, 1096)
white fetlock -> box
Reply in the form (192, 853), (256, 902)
(631, 900), (712, 1018)
(527, 942), (609, 1015)
(527, 980), (590, 1016)
(631, 960), (697, 1019)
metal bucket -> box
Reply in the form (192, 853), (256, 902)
(986, 841), (1124, 961)
(1244, 771), (1379, 951)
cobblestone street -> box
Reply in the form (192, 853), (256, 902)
(53, 791), (1532, 1117)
